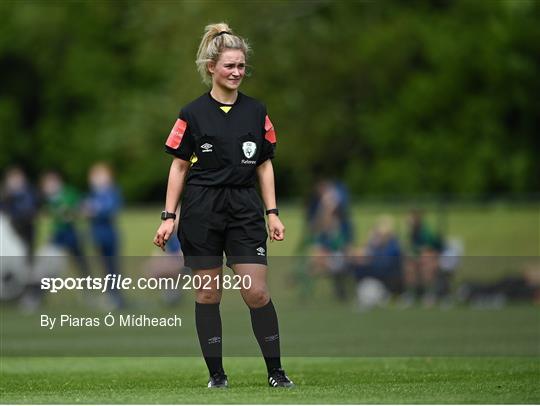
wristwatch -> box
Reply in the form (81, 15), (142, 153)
(161, 211), (177, 221)
(265, 208), (279, 216)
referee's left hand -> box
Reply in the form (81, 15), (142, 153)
(268, 214), (285, 242)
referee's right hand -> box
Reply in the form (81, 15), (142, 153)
(153, 220), (175, 251)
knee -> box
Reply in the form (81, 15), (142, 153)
(196, 289), (222, 304)
(244, 287), (270, 308)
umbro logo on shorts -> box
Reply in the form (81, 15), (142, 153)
(201, 143), (213, 152)
(257, 247), (266, 256)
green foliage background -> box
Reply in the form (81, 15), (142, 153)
(1, 0), (538, 201)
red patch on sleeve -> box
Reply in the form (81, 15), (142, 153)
(165, 119), (187, 149)
(264, 115), (277, 143)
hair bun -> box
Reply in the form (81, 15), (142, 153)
(195, 22), (251, 86)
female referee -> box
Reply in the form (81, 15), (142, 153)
(153, 23), (294, 389)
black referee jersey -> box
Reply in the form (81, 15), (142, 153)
(165, 92), (277, 187)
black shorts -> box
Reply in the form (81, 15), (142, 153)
(178, 185), (268, 270)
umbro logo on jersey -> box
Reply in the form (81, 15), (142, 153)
(242, 141), (256, 159)
(201, 143), (213, 152)
(257, 247), (266, 256)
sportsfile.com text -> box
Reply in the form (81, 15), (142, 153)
(41, 274), (252, 293)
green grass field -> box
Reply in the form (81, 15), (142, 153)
(115, 203), (540, 258)
(1, 357), (539, 404)
(2, 204), (539, 403)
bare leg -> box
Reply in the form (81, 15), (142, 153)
(232, 263), (269, 308)
(194, 267), (223, 303)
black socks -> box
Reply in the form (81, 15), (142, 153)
(250, 299), (282, 373)
(195, 302), (223, 375)
(195, 299), (282, 376)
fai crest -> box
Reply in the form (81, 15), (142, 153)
(242, 141), (257, 159)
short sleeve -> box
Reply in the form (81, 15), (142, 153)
(257, 112), (277, 166)
(164, 110), (194, 161)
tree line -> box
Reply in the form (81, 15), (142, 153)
(1, 0), (538, 201)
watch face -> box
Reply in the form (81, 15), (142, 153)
(161, 211), (176, 220)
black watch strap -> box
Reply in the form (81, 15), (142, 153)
(161, 211), (177, 221)
(265, 208), (279, 216)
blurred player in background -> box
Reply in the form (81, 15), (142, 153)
(1, 167), (39, 261)
(307, 178), (355, 301)
(402, 209), (443, 307)
(41, 170), (90, 277)
(145, 233), (186, 306)
(83, 162), (124, 309)
(351, 215), (403, 299)
(0, 167), (39, 306)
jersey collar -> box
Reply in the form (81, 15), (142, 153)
(207, 91), (243, 109)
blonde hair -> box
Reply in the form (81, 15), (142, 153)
(195, 22), (251, 86)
